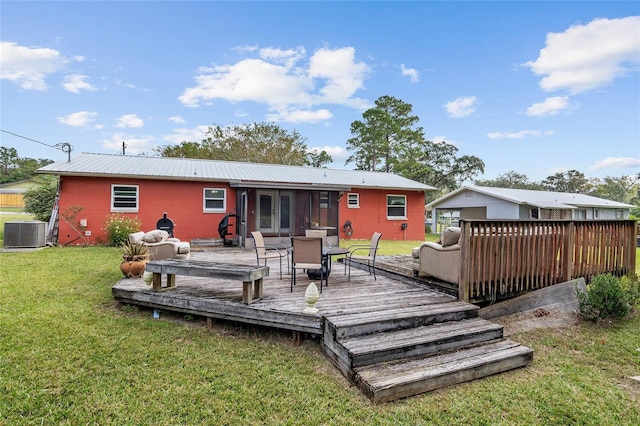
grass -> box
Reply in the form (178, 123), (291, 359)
(1, 245), (639, 425)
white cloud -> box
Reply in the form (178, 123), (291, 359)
(526, 96), (574, 116)
(487, 130), (555, 139)
(444, 96), (477, 118)
(168, 116), (186, 124)
(525, 16), (640, 94)
(63, 74), (97, 94)
(102, 133), (154, 155)
(431, 136), (457, 146)
(308, 47), (370, 106)
(259, 46), (306, 67)
(57, 111), (99, 128)
(115, 114), (144, 128)
(178, 45), (370, 121)
(588, 156), (640, 171)
(0, 41), (67, 90)
(400, 64), (419, 83)
(163, 125), (211, 144)
(266, 108), (332, 123)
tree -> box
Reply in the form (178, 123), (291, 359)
(541, 170), (591, 193)
(0, 146), (53, 183)
(23, 175), (58, 222)
(475, 171), (543, 190)
(589, 173), (640, 204)
(346, 95), (424, 172)
(307, 149), (333, 168)
(156, 122), (315, 166)
(346, 95), (484, 192)
(393, 139), (485, 193)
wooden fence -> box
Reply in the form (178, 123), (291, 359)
(0, 193), (24, 208)
(458, 219), (637, 303)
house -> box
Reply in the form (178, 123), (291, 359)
(427, 185), (635, 230)
(38, 153), (436, 247)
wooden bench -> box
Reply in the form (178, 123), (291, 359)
(144, 259), (269, 304)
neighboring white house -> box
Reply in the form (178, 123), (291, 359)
(427, 185), (635, 229)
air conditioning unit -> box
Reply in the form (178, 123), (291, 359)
(4, 221), (47, 248)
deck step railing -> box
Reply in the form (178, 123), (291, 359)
(458, 219), (637, 303)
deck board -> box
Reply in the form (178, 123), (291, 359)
(113, 248), (456, 334)
(112, 247), (532, 402)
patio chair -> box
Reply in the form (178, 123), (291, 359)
(291, 236), (326, 293)
(305, 229), (327, 250)
(251, 231), (289, 279)
(345, 232), (382, 281)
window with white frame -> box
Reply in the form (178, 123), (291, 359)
(111, 184), (138, 212)
(387, 194), (406, 218)
(203, 188), (226, 212)
(347, 193), (359, 208)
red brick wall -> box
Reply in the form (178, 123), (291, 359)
(338, 188), (426, 241)
(57, 176), (235, 245)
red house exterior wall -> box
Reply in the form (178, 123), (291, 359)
(337, 188), (425, 241)
(57, 176), (235, 245)
(57, 176), (426, 245)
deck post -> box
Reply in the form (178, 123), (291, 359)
(458, 221), (469, 302)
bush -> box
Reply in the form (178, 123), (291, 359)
(103, 214), (142, 246)
(577, 273), (640, 324)
(23, 176), (58, 222)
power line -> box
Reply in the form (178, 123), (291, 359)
(1, 129), (74, 161)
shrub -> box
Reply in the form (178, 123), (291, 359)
(23, 176), (58, 222)
(103, 214), (142, 246)
(577, 273), (640, 324)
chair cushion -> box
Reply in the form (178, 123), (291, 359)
(441, 227), (461, 247)
(177, 242), (190, 254)
(143, 229), (169, 243)
(129, 231), (145, 244)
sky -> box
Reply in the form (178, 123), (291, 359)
(1, 1), (639, 183)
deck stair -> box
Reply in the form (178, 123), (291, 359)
(321, 299), (533, 403)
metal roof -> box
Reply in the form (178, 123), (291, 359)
(427, 185), (635, 209)
(38, 152), (436, 192)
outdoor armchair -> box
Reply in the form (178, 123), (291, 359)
(250, 231), (289, 279)
(345, 232), (382, 281)
(128, 230), (190, 261)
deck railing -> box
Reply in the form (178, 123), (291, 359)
(458, 219), (637, 303)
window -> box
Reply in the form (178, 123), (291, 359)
(203, 188), (226, 212)
(320, 191), (329, 208)
(111, 185), (138, 212)
(347, 193), (359, 208)
(387, 195), (406, 218)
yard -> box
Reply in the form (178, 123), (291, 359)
(1, 230), (639, 423)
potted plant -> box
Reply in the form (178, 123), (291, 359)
(119, 240), (150, 277)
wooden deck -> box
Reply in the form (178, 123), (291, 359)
(112, 247), (533, 402)
(112, 249), (443, 335)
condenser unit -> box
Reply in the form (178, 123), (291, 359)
(4, 221), (47, 248)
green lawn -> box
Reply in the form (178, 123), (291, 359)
(1, 246), (639, 425)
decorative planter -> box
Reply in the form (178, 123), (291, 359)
(120, 259), (148, 278)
